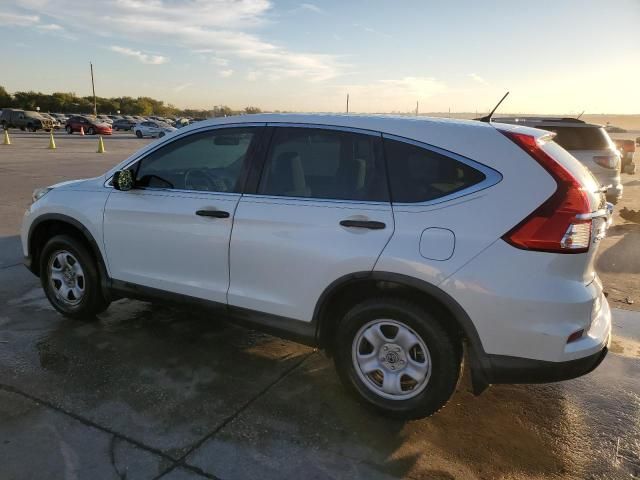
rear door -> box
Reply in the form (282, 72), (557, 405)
(228, 125), (393, 322)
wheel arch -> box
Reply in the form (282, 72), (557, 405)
(27, 214), (110, 297)
(313, 271), (492, 392)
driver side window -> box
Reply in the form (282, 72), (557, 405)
(134, 128), (256, 192)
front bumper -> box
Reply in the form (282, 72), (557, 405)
(485, 344), (608, 384)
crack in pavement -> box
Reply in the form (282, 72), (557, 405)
(153, 351), (317, 480)
(0, 350), (316, 480)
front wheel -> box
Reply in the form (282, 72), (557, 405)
(158, 131), (165, 138)
(334, 298), (461, 419)
(87, 127), (95, 135)
(40, 235), (110, 319)
(135, 130), (143, 138)
(66, 125), (73, 134)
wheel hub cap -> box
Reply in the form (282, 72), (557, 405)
(352, 319), (432, 400)
(48, 250), (85, 306)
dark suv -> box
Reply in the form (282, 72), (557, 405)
(0, 109), (55, 132)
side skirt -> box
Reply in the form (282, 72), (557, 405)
(109, 279), (319, 347)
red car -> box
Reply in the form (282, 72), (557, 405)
(65, 116), (112, 135)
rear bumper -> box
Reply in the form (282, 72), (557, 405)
(485, 344), (608, 384)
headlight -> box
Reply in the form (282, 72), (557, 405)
(32, 187), (53, 203)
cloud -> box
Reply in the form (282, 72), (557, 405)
(16, 0), (342, 81)
(219, 69), (234, 78)
(174, 82), (194, 92)
(36, 23), (64, 31)
(110, 46), (169, 65)
(300, 3), (323, 14)
(246, 71), (260, 81)
(0, 12), (40, 26)
(210, 56), (230, 67)
(468, 73), (488, 85)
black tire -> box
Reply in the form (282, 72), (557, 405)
(334, 297), (461, 419)
(87, 127), (95, 135)
(158, 131), (165, 138)
(66, 125), (73, 134)
(135, 130), (143, 138)
(40, 235), (110, 320)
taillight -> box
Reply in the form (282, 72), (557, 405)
(593, 155), (619, 169)
(500, 130), (592, 253)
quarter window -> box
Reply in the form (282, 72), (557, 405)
(258, 127), (388, 201)
(134, 128), (256, 192)
(384, 138), (486, 203)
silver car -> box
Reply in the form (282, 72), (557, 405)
(494, 117), (622, 203)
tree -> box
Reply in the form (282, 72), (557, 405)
(0, 86), (11, 107)
(244, 106), (261, 114)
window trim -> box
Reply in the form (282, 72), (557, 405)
(382, 133), (503, 206)
(249, 123), (389, 204)
(104, 123), (266, 192)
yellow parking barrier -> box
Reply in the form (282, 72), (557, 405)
(48, 131), (56, 150)
(97, 136), (105, 153)
(2, 129), (10, 145)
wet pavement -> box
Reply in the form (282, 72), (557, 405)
(1, 131), (639, 479)
(0, 237), (638, 480)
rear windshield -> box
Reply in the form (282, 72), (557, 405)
(540, 126), (611, 150)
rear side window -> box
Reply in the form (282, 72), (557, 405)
(258, 127), (388, 201)
(541, 126), (611, 150)
(384, 138), (486, 203)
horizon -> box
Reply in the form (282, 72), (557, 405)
(1, 0), (638, 114)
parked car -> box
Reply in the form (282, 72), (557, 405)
(96, 115), (113, 125)
(40, 113), (61, 130)
(613, 139), (636, 173)
(133, 121), (176, 138)
(65, 116), (112, 135)
(112, 118), (136, 131)
(494, 117), (623, 203)
(50, 113), (69, 124)
(0, 108), (55, 131)
(21, 114), (612, 419)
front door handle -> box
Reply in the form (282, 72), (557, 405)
(340, 220), (386, 230)
(196, 210), (230, 218)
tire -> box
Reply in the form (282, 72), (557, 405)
(87, 127), (95, 135)
(114, 126), (119, 131)
(66, 125), (73, 134)
(158, 132), (165, 138)
(40, 235), (110, 319)
(135, 130), (143, 138)
(334, 298), (461, 419)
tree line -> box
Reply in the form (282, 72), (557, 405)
(0, 86), (261, 118)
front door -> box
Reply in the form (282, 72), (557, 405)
(103, 126), (262, 303)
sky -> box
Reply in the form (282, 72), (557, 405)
(0, 0), (638, 114)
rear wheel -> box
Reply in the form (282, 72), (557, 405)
(87, 127), (95, 135)
(334, 298), (461, 419)
(40, 235), (110, 319)
(158, 131), (165, 138)
(135, 130), (143, 138)
(66, 125), (73, 134)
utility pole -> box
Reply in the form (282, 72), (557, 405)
(416, 100), (419, 116)
(90, 61), (97, 116)
(346, 93), (349, 114)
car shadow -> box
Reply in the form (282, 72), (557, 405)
(0, 295), (584, 479)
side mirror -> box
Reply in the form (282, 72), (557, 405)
(112, 169), (135, 191)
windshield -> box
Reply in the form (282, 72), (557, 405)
(540, 126), (612, 150)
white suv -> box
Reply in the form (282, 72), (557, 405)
(21, 114), (612, 418)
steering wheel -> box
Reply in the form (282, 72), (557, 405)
(184, 168), (227, 192)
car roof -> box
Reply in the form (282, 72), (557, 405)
(177, 113), (499, 136)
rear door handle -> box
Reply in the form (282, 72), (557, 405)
(340, 220), (386, 230)
(196, 210), (230, 218)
